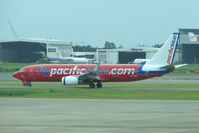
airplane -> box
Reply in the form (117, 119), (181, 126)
(188, 32), (199, 42)
(35, 51), (90, 63)
(12, 33), (187, 88)
(47, 57), (90, 64)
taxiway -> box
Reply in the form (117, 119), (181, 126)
(0, 98), (199, 133)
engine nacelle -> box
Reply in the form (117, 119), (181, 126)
(62, 76), (79, 85)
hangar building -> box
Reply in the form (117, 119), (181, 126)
(96, 47), (180, 64)
(0, 38), (73, 63)
(179, 29), (199, 63)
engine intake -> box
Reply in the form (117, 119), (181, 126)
(62, 76), (79, 85)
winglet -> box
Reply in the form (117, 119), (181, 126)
(93, 63), (100, 72)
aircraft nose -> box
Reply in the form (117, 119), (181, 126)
(12, 71), (21, 80)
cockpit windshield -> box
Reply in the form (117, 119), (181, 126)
(19, 69), (24, 72)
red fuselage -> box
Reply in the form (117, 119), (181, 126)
(12, 63), (167, 83)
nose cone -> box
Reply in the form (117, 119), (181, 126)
(12, 71), (21, 80)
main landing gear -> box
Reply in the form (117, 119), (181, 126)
(97, 82), (102, 88)
(23, 81), (31, 87)
(89, 82), (102, 88)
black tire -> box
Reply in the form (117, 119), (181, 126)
(23, 81), (31, 87)
(97, 82), (102, 88)
(28, 83), (32, 87)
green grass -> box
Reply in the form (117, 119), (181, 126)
(0, 62), (86, 72)
(0, 87), (199, 100)
(171, 64), (199, 75)
(1, 82), (199, 100)
(0, 62), (33, 72)
(104, 84), (199, 89)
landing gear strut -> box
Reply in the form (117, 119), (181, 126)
(23, 82), (31, 87)
(89, 82), (103, 88)
(89, 82), (95, 88)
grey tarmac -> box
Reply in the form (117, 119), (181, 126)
(0, 72), (15, 80)
(0, 98), (199, 133)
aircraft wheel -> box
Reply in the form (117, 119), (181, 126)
(22, 82), (31, 87)
(97, 82), (102, 88)
(89, 83), (95, 88)
(27, 83), (32, 87)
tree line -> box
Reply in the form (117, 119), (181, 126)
(73, 41), (117, 52)
(73, 41), (163, 52)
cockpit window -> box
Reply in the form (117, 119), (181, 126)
(19, 69), (24, 72)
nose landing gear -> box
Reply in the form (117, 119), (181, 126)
(23, 81), (31, 87)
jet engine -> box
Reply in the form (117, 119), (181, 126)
(62, 76), (79, 85)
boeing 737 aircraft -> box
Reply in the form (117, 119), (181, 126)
(13, 33), (186, 88)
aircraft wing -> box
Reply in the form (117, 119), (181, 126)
(78, 64), (101, 81)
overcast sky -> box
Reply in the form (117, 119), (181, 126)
(0, 0), (198, 48)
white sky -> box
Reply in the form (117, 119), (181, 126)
(0, 0), (199, 48)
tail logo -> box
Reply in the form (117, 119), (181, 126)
(167, 35), (176, 64)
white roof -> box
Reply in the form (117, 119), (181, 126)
(97, 47), (159, 52)
(73, 52), (96, 56)
(0, 38), (72, 45)
(97, 48), (130, 52)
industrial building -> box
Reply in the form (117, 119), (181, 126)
(96, 29), (199, 64)
(96, 47), (180, 64)
(179, 29), (199, 63)
(0, 28), (198, 64)
(0, 38), (73, 63)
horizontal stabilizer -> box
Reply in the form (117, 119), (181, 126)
(175, 64), (188, 68)
(160, 64), (187, 70)
(160, 64), (173, 70)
